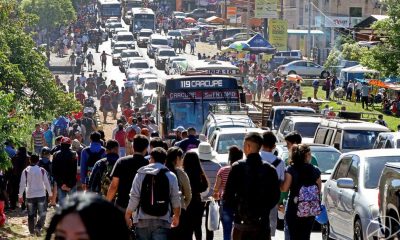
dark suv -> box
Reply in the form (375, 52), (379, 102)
(379, 162), (400, 238)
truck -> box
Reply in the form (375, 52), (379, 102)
(378, 162), (400, 239)
(186, 8), (216, 20)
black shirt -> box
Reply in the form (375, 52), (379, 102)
(110, 154), (149, 208)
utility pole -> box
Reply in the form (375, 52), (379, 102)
(280, 0), (283, 19)
(307, 0), (311, 60)
(247, 0), (250, 36)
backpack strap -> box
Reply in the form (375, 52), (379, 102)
(271, 157), (282, 168)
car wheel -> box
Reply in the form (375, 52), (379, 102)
(321, 222), (333, 240)
(385, 213), (400, 238)
(321, 71), (330, 79)
(288, 70), (296, 75)
(354, 219), (363, 240)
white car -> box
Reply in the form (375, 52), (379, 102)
(125, 59), (152, 76)
(112, 47), (127, 66)
(278, 60), (330, 78)
(137, 29), (153, 47)
(155, 48), (177, 70)
(111, 32), (135, 49)
(165, 56), (187, 75)
(277, 115), (322, 143)
(147, 34), (169, 58)
(120, 49), (141, 69)
(209, 128), (266, 165)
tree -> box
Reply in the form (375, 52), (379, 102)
(360, 0), (400, 76)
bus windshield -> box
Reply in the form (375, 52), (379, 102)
(170, 101), (215, 131)
(100, 4), (121, 16)
(133, 14), (155, 30)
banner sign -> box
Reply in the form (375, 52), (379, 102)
(169, 90), (239, 101)
(268, 19), (288, 51)
(255, 0), (278, 19)
(227, 6), (237, 19)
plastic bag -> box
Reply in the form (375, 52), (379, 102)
(207, 198), (220, 231)
(316, 205), (328, 224)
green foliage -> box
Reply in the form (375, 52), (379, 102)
(334, 34), (356, 51)
(324, 49), (341, 74)
(360, 0), (400, 76)
(341, 43), (366, 62)
(21, 0), (76, 30)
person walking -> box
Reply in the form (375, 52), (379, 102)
(281, 144), (321, 240)
(166, 147), (192, 240)
(31, 123), (46, 155)
(19, 154), (52, 237)
(325, 77), (331, 100)
(312, 79), (319, 99)
(260, 132), (285, 238)
(107, 134), (149, 209)
(177, 127), (200, 153)
(375, 114), (388, 127)
(361, 82), (370, 109)
(190, 38), (196, 55)
(125, 147), (181, 240)
(100, 91), (113, 124)
(52, 137), (78, 203)
(86, 51), (94, 72)
(80, 132), (106, 191)
(88, 140), (120, 195)
(100, 51), (110, 72)
(183, 151), (209, 240)
(213, 146), (243, 240)
(223, 132), (280, 240)
(191, 142), (221, 240)
(346, 80), (354, 101)
(114, 123), (127, 157)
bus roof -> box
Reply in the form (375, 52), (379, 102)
(131, 7), (154, 15)
(187, 60), (239, 70)
(98, 0), (120, 5)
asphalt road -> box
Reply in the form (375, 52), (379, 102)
(73, 29), (322, 240)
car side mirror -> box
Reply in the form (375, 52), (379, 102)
(337, 178), (355, 189)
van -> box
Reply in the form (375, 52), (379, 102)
(274, 50), (302, 60)
(111, 31), (135, 48)
(313, 118), (390, 152)
(277, 116), (322, 143)
(373, 132), (400, 149)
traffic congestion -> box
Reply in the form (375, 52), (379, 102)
(3, 0), (400, 240)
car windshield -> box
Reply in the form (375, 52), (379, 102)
(294, 122), (319, 138)
(113, 48), (124, 54)
(168, 31), (181, 37)
(342, 130), (381, 149)
(152, 39), (168, 45)
(144, 82), (158, 90)
(313, 150), (341, 174)
(129, 62), (149, 69)
(217, 133), (246, 154)
(118, 35), (134, 41)
(273, 110), (315, 130)
(110, 23), (122, 28)
(365, 156), (400, 188)
(140, 32), (153, 37)
(122, 51), (140, 58)
(159, 51), (176, 57)
(115, 43), (129, 48)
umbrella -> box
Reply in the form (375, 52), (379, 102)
(206, 16), (225, 24)
(287, 74), (303, 81)
(184, 17), (197, 23)
(228, 41), (250, 51)
(369, 79), (388, 88)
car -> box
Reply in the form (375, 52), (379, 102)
(125, 59), (152, 76)
(105, 22), (123, 37)
(113, 41), (132, 51)
(221, 32), (255, 47)
(378, 162), (400, 239)
(104, 17), (119, 28)
(138, 78), (164, 101)
(155, 48), (176, 70)
(137, 29), (153, 48)
(373, 132), (400, 149)
(122, 56), (145, 73)
(179, 29), (192, 40)
(120, 49), (141, 69)
(314, 118), (390, 153)
(322, 149), (400, 240)
(186, 8), (216, 20)
(265, 106), (316, 132)
(277, 115), (322, 143)
(166, 30), (183, 46)
(274, 50), (303, 60)
(112, 27), (128, 37)
(111, 47), (127, 66)
(111, 32), (135, 49)
(278, 60), (329, 78)
(165, 56), (187, 75)
(201, 113), (257, 141)
(172, 11), (186, 19)
(147, 34), (169, 58)
(268, 58), (296, 71)
(209, 127), (266, 165)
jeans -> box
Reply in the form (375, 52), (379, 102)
(362, 96), (369, 109)
(26, 197), (47, 234)
(220, 201), (234, 240)
(136, 225), (170, 240)
(57, 186), (76, 205)
(34, 146), (43, 155)
(119, 147), (126, 157)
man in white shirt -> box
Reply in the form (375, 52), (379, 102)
(346, 81), (354, 101)
(355, 81), (362, 102)
(79, 72), (87, 87)
(260, 131), (285, 238)
(19, 154), (52, 236)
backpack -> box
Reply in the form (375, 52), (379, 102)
(296, 184), (321, 217)
(271, 157), (282, 168)
(139, 169), (170, 216)
(88, 159), (113, 195)
(85, 148), (106, 173)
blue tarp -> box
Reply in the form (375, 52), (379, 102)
(244, 34), (276, 54)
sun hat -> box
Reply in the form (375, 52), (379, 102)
(190, 142), (217, 161)
(173, 126), (185, 132)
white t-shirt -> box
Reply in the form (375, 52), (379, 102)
(79, 76), (87, 86)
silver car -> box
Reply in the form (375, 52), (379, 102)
(278, 60), (329, 79)
(322, 149), (400, 240)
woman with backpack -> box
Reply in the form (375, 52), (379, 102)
(281, 144), (321, 240)
(166, 147), (192, 240)
(183, 152), (209, 240)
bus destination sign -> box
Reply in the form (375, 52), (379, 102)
(169, 90), (238, 100)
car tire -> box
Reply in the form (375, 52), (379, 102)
(385, 213), (400, 238)
(288, 70), (296, 75)
(321, 71), (330, 79)
(321, 222), (334, 240)
(354, 219), (363, 240)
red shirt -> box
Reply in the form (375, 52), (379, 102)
(123, 108), (134, 119)
(75, 92), (85, 104)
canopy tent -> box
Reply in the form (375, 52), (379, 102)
(369, 79), (389, 88)
(205, 16), (225, 24)
(243, 34), (276, 54)
(339, 64), (379, 83)
(228, 41), (250, 51)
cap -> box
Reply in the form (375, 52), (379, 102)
(61, 137), (72, 145)
(173, 126), (185, 132)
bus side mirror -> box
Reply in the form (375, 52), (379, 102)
(160, 96), (166, 113)
(240, 93), (246, 104)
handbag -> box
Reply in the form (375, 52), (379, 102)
(316, 204), (328, 224)
(207, 198), (220, 231)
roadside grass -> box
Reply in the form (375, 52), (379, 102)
(302, 86), (399, 131)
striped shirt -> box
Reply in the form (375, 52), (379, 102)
(216, 166), (231, 198)
(200, 159), (221, 201)
(32, 130), (44, 147)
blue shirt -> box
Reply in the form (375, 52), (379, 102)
(5, 145), (16, 158)
(44, 129), (53, 146)
(80, 142), (106, 184)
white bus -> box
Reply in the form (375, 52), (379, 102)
(97, 0), (121, 25)
(185, 60), (241, 79)
(130, 8), (155, 37)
